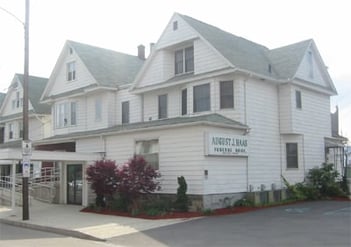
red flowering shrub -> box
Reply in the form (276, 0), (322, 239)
(86, 160), (118, 207)
(117, 155), (161, 211)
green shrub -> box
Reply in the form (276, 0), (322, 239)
(145, 208), (165, 216)
(202, 208), (214, 215)
(174, 176), (189, 212)
(234, 198), (254, 207)
(307, 163), (345, 198)
(283, 163), (346, 201)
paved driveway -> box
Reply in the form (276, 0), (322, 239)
(109, 201), (351, 247)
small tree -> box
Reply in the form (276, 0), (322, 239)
(86, 160), (118, 207)
(117, 155), (161, 211)
(174, 176), (189, 212)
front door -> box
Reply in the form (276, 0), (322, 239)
(67, 164), (82, 205)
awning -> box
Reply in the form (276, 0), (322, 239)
(325, 137), (345, 148)
(0, 148), (99, 163)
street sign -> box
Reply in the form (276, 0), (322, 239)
(22, 161), (30, 178)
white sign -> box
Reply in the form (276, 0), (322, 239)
(206, 133), (248, 156)
(22, 162), (30, 178)
(22, 140), (32, 155)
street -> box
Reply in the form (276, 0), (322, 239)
(108, 201), (351, 247)
(0, 223), (114, 247)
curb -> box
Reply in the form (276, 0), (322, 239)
(0, 218), (105, 242)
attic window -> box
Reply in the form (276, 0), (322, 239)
(173, 21), (178, 30)
(66, 61), (76, 81)
(69, 47), (73, 55)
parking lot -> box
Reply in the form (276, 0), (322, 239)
(109, 200), (351, 247)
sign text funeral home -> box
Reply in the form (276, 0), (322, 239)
(206, 133), (248, 156)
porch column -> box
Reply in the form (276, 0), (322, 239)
(11, 160), (16, 215)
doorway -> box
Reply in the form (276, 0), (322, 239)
(67, 164), (82, 205)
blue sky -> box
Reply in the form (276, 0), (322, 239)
(0, 0), (350, 141)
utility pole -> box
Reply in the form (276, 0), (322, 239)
(22, 0), (30, 221)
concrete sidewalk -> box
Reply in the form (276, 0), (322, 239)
(0, 200), (192, 241)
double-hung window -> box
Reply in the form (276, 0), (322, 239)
(135, 139), (159, 170)
(175, 46), (194, 75)
(67, 61), (76, 81)
(286, 143), (298, 168)
(220, 81), (234, 109)
(181, 89), (187, 115)
(193, 83), (210, 112)
(295, 90), (302, 109)
(158, 94), (168, 119)
(55, 102), (77, 128)
(8, 123), (13, 140)
(122, 101), (130, 124)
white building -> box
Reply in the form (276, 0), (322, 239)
(0, 74), (51, 178)
(10, 13), (338, 209)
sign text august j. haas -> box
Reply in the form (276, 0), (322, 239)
(207, 133), (248, 156)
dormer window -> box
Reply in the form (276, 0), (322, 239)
(175, 46), (194, 75)
(67, 61), (76, 81)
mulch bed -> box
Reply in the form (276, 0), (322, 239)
(80, 197), (351, 220)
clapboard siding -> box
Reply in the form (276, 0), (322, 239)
(52, 96), (86, 136)
(292, 86), (331, 169)
(281, 134), (305, 184)
(245, 78), (282, 189)
(142, 74), (245, 123)
(49, 49), (96, 97)
(116, 89), (142, 124)
(157, 14), (198, 49)
(194, 39), (228, 75)
(278, 84), (293, 133)
(79, 125), (247, 195)
(139, 50), (170, 87)
(86, 92), (116, 130)
(295, 49), (327, 87)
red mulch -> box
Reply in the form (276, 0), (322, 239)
(80, 197), (351, 220)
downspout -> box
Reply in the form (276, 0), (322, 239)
(277, 85), (284, 189)
(141, 94), (144, 122)
(243, 73), (251, 192)
(302, 134), (306, 181)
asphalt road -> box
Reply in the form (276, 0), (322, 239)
(0, 223), (113, 247)
(108, 201), (351, 247)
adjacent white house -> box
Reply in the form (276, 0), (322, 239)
(3, 13), (340, 209)
(0, 74), (51, 178)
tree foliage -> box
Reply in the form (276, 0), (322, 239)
(116, 155), (161, 210)
(86, 160), (118, 207)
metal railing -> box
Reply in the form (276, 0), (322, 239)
(0, 166), (60, 204)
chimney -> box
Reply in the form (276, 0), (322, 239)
(138, 44), (145, 60)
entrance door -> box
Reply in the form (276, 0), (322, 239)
(67, 164), (82, 205)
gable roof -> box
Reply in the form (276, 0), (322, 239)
(15, 74), (50, 114)
(180, 14), (276, 78)
(67, 40), (144, 87)
(0, 74), (50, 117)
(267, 39), (312, 80)
(176, 14), (335, 93)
